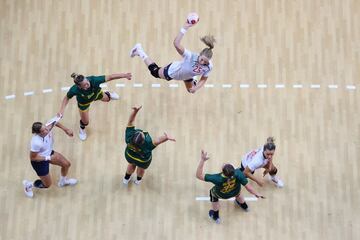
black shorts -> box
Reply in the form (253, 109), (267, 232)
(163, 63), (173, 80)
(209, 190), (219, 202)
(31, 150), (54, 176)
(240, 163), (255, 175)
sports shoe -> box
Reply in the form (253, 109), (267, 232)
(134, 179), (142, 185)
(235, 200), (249, 212)
(208, 210), (221, 224)
(108, 91), (119, 100)
(123, 177), (131, 185)
(79, 128), (87, 141)
(58, 178), (78, 187)
(129, 43), (142, 58)
(22, 180), (34, 198)
(270, 175), (284, 188)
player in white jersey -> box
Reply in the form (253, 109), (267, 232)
(129, 20), (215, 94)
(22, 116), (78, 198)
(240, 137), (284, 188)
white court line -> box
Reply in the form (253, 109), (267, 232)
(100, 83), (108, 88)
(196, 196), (258, 202)
(61, 86), (70, 91)
(24, 91), (34, 96)
(5, 95), (15, 100)
(42, 89), (53, 93)
(169, 83), (179, 88)
(310, 84), (321, 89)
(133, 83), (143, 88)
(151, 83), (161, 88)
(205, 84), (214, 88)
(275, 84), (285, 88)
(346, 85), (356, 90)
(328, 85), (338, 89)
(116, 83), (126, 88)
(257, 84), (267, 88)
(240, 84), (250, 88)
(222, 84), (232, 88)
(293, 84), (303, 88)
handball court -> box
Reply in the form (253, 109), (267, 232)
(0, 0), (359, 239)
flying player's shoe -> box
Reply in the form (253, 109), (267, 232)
(22, 180), (34, 198)
(129, 43), (142, 58)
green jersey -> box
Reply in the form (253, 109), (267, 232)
(66, 75), (106, 104)
(205, 169), (248, 199)
(124, 126), (156, 168)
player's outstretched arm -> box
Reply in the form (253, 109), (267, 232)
(58, 96), (70, 117)
(153, 132), (176, 146)
(173, 22), (194, 55)
(244, 183), (265, 199)
(55, 122), (73, 137)
(243, 167), (264, 187)
(106, 72), (132, 82)
(196, 150), (210, 181)
(127, 106), (142, 126)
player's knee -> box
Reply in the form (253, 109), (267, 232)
(148, 63), (160, 78)
(64, 160), (71, 168)
(80, 120), (89, 127)
(269, 166), (278, 176)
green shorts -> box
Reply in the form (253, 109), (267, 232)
(77, 90), (104, 112)
(125, 151), (152, 169)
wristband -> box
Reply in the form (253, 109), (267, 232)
(180, 28), (187, 34)
(45, 155), (51, 161)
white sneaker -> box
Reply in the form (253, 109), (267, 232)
(58, 178), (78, 187)
(129, 43), (142, 57)
(108, 91), (119, 100)
(79, 128), (87, 141)
(22, 180), (34, 198)
(123, 177), (131, 185)
(134, 179), (142, 185)
(270, 175), (284, 188)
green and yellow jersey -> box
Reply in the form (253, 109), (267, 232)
(205, 169), (248, 199)
(124, 126), (157, 169)
(66, 75), (106, 111)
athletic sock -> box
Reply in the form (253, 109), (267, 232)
(213, 210), (219, 219)
(124, 173), (131, 180)
(136, 176), (142, 181)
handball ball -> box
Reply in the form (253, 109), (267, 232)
(187, 12), (199, 25)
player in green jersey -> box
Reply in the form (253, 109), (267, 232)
(196, 150), (265, 224)
(58, 72), (131, 140)
(123, 106), (175, 185)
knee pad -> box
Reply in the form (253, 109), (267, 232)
(148, 63), (160, 78)
(80, 120), (89, 128)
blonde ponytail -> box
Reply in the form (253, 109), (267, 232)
(200, 35), (216, 59)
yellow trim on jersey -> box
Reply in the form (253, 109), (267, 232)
(125, 150), (152, 163)
(78, 102), (92, 106)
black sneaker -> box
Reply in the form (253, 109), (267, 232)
(208, 210), (221, 224)
(235, 200), (249, 212)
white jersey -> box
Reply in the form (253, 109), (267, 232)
(30, 132), (54, 157)
(168, 49), (213, 80)
(241, 147), (269, 172)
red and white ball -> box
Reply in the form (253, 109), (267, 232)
(187, 12), (199, 25)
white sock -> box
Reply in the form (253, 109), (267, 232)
(60, 176), (66, 182)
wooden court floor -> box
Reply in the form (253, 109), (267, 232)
(0, 1), (359, 239)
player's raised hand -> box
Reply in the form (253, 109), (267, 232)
(201, 150), (210, 161)
(132, 106), (142, 112)
(164, 132), (176, 142)
(122, 72), (132, 80)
